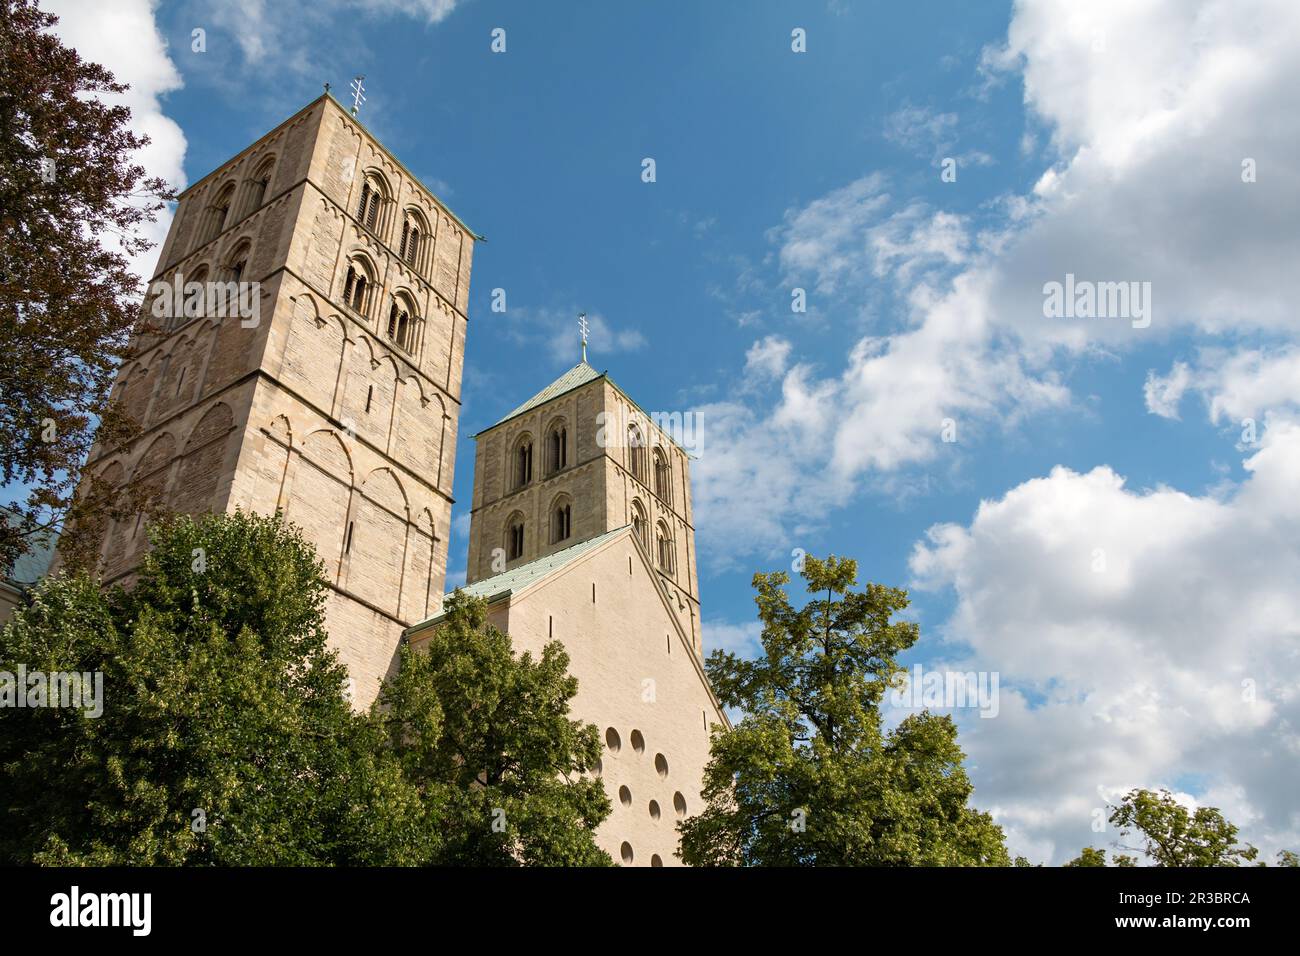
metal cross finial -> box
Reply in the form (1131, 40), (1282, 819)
(350, 75), (366, 117)
(578, 313), (589, 363)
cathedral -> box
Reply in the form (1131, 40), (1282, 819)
(67, 93), (726, 866)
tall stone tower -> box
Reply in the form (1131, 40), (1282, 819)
(408, 361), (723, 865)
(464, 361), (703, 654)
(77, 94), (475, 706)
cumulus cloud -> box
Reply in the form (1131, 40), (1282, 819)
(695, 0), (1300, 564)
(983, 0), (1300, 343)
(909, 419), (1300, 862)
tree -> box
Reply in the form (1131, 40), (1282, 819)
(0, 0), (173, 577)
(1109, 788), (1258, 867)
(375, 590), (612, 866)
(0, 510), (426, 865)
(1065, 846), (1135, 867)
(678, 555), (1009, 866)
(1278, 850), (1299, 867)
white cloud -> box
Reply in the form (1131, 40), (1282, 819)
(1148, 347), (1300, 425)
(182, 0), (468, 121)
(702, 618), (762, 657)
(982, 0), (1300, 343)
(909, 420), (1300, 862)
(696, 0), (1300, 566)
(743, 336), (792, 381)
(1143, 361), (1191, 419)
(354, 0), (461, 23)
(867, 205), (970, 283)
(883, 104), (993, 168)
(505, 307), (645, 366)
(45, 0), (187, 282)
(884, 105), (959, 158)
(693, 260), (1069, 560)
(773, 174), (891, 296)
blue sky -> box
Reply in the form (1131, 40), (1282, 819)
(48, 0), (1300, 864)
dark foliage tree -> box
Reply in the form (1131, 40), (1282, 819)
(0, 0), (174, 577)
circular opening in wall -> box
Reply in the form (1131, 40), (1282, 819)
(655, 753), (669, 778)
(650, 854), (663, 867)
(605, 727), (621, 753)
(619, 785), (632, 808)
(673, 792), (687, 818)
(593, 757), (603, 777)
(620, 842), (634, 865)
(630, 729), (645, 754)
(649, 800), (661, 821)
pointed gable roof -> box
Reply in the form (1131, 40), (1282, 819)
(472, 360), (691, 454)
(477, 361), (604, 434)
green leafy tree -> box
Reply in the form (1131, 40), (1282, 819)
(1109, 788), (1258, 867)
(679, 555), (1009, 866)
(1278, 850), (1299, 867)
(376, 590), (612, 866)
(1, 0), (174, 576)
(0, 510), (426, 865)
(1065, 846), (1136, 867)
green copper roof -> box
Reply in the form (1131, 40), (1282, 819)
(472, 360), (692, 455)
(477, 361), (605, 433)
(3, 509), (58, 588)
(407, 524), (630, 632)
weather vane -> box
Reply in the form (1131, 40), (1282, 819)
(350, 75), (366, 117)
(578, 312), (589, 363)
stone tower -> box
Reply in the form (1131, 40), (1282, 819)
(408, 361), (723, 865)
(77, 94), (475, 706)
(464, 362), (703, 655)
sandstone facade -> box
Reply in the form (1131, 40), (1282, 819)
(74, 94), (474, 707)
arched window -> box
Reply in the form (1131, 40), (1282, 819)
(653, 447), (671, 503)
(546, 421), (567, 474)
(656, 521), (674, 574)
(204, 183), (236, 244)
(357, 175), (387, 233)
(631, 499), (648, 549)
(224, 241), (251, 284)
(628, 423), (647, 482)
(245, 158), (274, 217)
(551, 496), (572, 544)
(399, 210), (427, 270)
(513, 435), (534, 489)
(506, 513), (525, 561)
(386, 294), (419, 352)
(342, 258), (372, 314)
